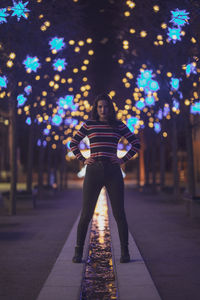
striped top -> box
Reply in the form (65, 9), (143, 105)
(69, 119), (140, 163)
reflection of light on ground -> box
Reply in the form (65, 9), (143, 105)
(81, 187), (117, 299)
(93, 188), (108, 244)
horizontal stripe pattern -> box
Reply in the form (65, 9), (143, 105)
(69, 119), (140, 163)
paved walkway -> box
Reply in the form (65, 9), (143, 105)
(1, 182), (200, 300)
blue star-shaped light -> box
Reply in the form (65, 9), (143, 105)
(57, 95), (76, 110)
(148, 80), (159, 92)
(141, 70), (153, 80)
(167, 27), (182, 43)
(127, 117), (139, 132)
(23, 55), (40, 72)
(17, 94), (27, 107)
(53, 58), (67, 72)
(170, 78), (180, 90)
(173, 99), (180, 110)
(0, 76), (8, 88)
(145, 95), (155, 106)
(26, 117), (31, 125)
(186, 63), (197, 76)
(135, 101), (145, 110)
(190, 102), (200, 115)
(11, 1), (30, 22)
(49, 37), (65, 52)
(154, 122), (161, 134)
(24, 85), (32, 95)
(170, 9), (189, 27)
(51, 114), (63, 126)
(0, 8), (9, 24)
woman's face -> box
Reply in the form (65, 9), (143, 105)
(97, 100), (110, 120)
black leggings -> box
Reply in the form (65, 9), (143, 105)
(76, 160), (129, 248)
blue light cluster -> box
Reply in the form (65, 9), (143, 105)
(190, 101), (200, 114)
(43, 128), (50, 135)
(57, 95), (77, 111)
(135, 100), (145, 110)
(24, 85), (32, 95)
(170, 9), (190, 27)
(37, 139), (47, 147)
(51, 114), (63, 126)
(17, 94), (27, 107)
(64, 118), (78, 127)
(186, 63), (197, 76)
(173, 98), (180, 110)
(53, 58), (67, 72)
(0, 8), (9, 24)
(154, 122), (161, 133)
(167, 9), (189, 44)
(126, 116), (139, 132)
(145, 95), (155, 106)
(11, 1), (30, 22)
(167, 27), (182, 43)
(137, 69), (159, 95)
(0, 75), (8, 88)
(49, 37), (65, 52)
(170, 77), (180, 90)
(26, 117), (31, 125)
(23, 55), (40, 72)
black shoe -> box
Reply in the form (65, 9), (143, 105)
(72, 246), (83, 263)
(120, 246), (130, 263)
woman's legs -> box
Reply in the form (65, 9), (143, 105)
(104, 164), (129, 248)
(76, 164), (104, 247)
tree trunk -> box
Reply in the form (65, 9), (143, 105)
(8, 96), (17, 215)
(38, 145), (45, 199)
(151, 136), (156, 193)
(160, 137), (166, 191)
(26, 122), (34, 193)
(185, 108), (196, 197)
(171, 115), (180, 200)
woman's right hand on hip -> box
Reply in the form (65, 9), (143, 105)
(84, 157), (95, 165)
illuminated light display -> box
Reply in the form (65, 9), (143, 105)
(51, 114), (62, 126)
(49, 37), (65, 51)
(170, 9), (189, 27)
(126, 116), (139, 132)
(64, 118), (78, 127)
(135, 100), (145, 110)
(43, 128), (50, 135)
(145, 95), (155, 106)
(148, 80), (159, 92)
(0, 76), (8, 88)
(53, 58), (67, 71)
(170, 77), (180, 90)
(23, 55), (40, 72)
(172, 99), (180, 110)
(154, 122), (161, 133)
(11, 1), (30, 21)
(190, 102), (200, 114)
(0, 8), (9, 24)
(185, 63), (197, 76)
(57, 95), (76, 110)
(24, 85), (32, 95)
(167, 27), (182, 43)
(25, 117), (31, 125)
(17, 94), (27, 107)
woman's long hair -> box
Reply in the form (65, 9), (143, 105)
(90, 93), (120, 130)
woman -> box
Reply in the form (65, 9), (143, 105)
(70, 93), (140, 263)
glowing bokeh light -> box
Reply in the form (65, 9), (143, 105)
(17, 94), (27, 107)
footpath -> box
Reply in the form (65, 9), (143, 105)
(0, 182), (200, 300)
